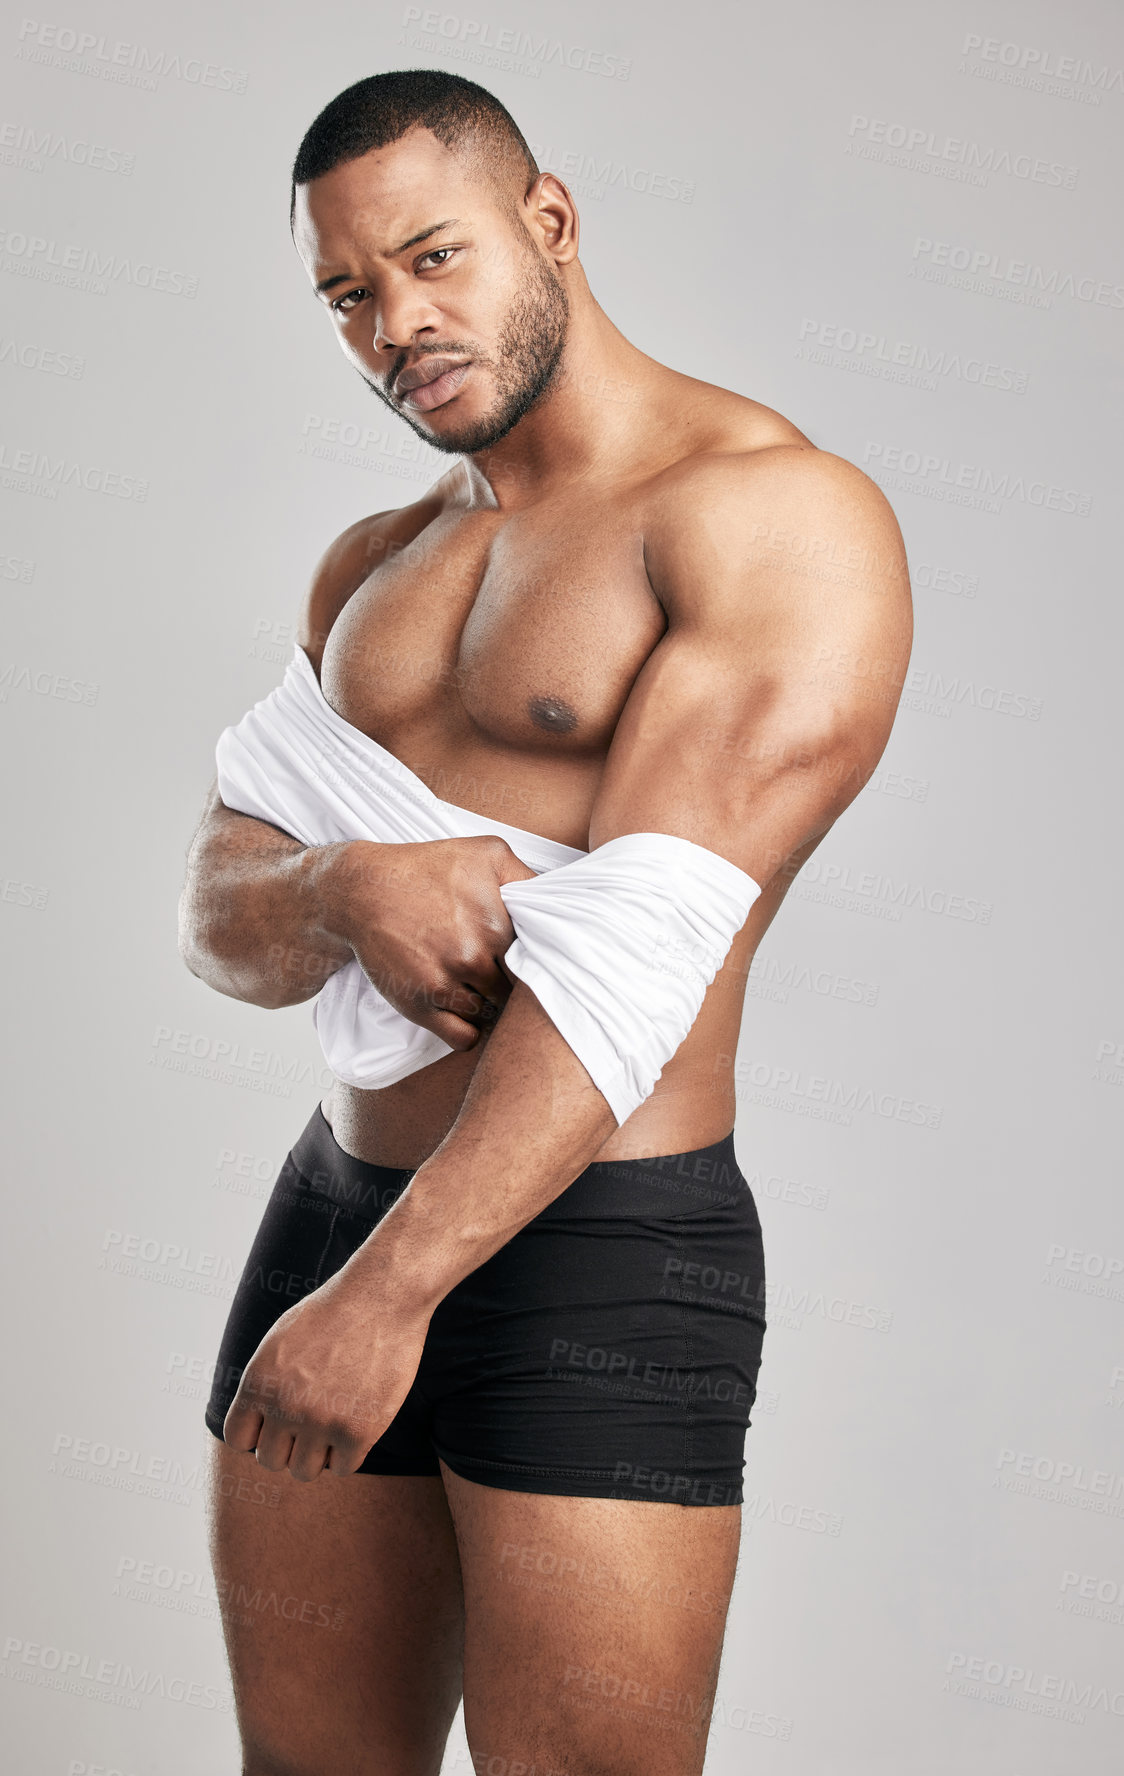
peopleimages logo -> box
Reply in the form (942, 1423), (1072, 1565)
(99, 1227), (239, 1297)
(2, 1635), (233, 1712)
(864, 442), (1091, 518)
(399, 8), (631, 79)
(995, 1446), (1124, 1520)
(728, 1054), (943, 1129)
(795, 856), (992, 924)
(0, 660), (98, 704)
(911, 237), (1124, 308)
(0, 227), (197, 297)
(944, 1650), (1123, 1721)
(527, 139), (694, 203)
(997, 1447), (1124, 1498)
(0, 441), (147, 500)
(14, 19), (248, 93)
(846, 115), (1079, 187)
(0, 335), (84, 377)
(960, 33), (1124, 105)
(0, 120), (134, 174)
(797, 317), (1029, 393)
(1060, 1570), (1124, 1609)
(48, 1432), (201, 1504)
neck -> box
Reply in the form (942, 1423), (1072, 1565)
(460, 285), (672, 509)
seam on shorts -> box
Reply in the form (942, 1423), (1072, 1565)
(277, 1148), (337, 1250)
(434, 1447), (742, 1493)
(309, 1201), (342, 1288)
(431, 1447), (627, 1481)
(674, 1227), (696, 1480)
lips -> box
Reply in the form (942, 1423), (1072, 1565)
(395, 357), (471, 412)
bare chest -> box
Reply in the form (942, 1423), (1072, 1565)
(320, 507), (666, 843)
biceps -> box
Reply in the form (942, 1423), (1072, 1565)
(588, 615), (902, 877)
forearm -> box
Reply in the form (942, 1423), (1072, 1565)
(348, 980), (617, 1310)
(177, 790), (357, 1009)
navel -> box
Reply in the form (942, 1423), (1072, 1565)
(528, 694), (579, 735)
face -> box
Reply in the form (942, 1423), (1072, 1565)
(293, 128), (570, 455)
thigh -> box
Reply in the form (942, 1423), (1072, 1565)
(442, 1464), (741, 1776)
(205, 1434), (465, 1775)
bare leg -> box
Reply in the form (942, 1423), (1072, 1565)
(205, 1435), (465, 1775)
(441, 1461), (742, 1775)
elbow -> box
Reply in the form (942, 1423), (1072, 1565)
(177, 920), (228, 997)
(176, 894), (257, 1004)
(176, 892), (206, 980)
(177, 881), (222, 977)
(177, 912), (306, 1013)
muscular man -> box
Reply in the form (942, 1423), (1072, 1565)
(179, 68), (912, 1776)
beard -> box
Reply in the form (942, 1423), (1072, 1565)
(360, 242), (571, 456)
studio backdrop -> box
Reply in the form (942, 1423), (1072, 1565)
(1, 1), (1121, 1771)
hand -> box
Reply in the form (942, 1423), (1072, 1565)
(322, 834), (538, 1051)
(221, 1267), (431, 1482)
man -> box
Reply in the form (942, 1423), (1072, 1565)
(179, 68), (912, 1776)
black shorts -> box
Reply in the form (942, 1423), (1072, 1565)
(204, 1104), (767, 1505)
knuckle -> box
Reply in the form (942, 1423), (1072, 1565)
(238, 1371), (268, 1409)
(438, 930), (476, 972)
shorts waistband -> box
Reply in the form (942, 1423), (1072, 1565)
(289, 1102), (747, 1221)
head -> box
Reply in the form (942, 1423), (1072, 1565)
(290, 70), (573, 456)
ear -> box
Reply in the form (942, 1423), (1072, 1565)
(523, 171), (580, 263)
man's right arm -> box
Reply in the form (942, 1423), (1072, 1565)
(179, 507), (408, 1015)
(177, 507), (405, 1010)
(176, 784), (360, 1010)
(177, 794), (533, 1041)
(176, 495), (537, 1041)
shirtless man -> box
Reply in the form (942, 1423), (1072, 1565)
(178, 68), (912, 1776)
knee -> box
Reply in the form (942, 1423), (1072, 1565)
(240, 1745), (307, 1776)
(238, 1726), (332, 1776)
(240, 1726), (443, 1776)
(466, 1749), (649, 1776)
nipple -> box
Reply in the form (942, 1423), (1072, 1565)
(528, 695), (578, 735)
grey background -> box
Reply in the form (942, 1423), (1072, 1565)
(1, 0), (1121, 1769)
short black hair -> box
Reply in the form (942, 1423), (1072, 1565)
(290, 68), (539, 227)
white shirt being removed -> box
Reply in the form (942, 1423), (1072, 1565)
(215, 645), (761, 1127)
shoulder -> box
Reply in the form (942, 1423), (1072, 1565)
(645, 415), (906, 553)
(642, 425), (910, 619)
(296, 469), (461, 669)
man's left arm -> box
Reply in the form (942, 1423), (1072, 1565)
(359, 446), (913, 1302)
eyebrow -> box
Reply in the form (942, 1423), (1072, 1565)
(314, 218), (461, 294)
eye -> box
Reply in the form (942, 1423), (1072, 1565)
(329, 287), (368, 314)
(417, 246), (461, 271)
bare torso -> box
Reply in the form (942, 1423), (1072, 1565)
(309, 377), (824, 1166)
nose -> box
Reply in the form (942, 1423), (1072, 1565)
(372, 287), (440, 357)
